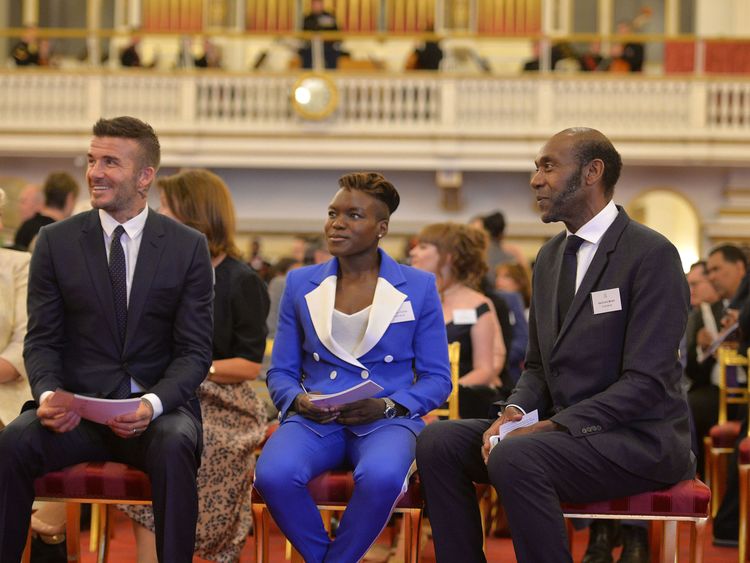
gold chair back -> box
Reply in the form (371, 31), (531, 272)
(717, 346), (749, 427)
(429, 341), (461, 420)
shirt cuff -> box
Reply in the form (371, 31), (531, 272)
(40, 390), (53, 404)
(507, 403), (527, 415)
(142, 393), (163, 419)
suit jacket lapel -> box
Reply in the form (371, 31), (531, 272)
(80, 210), (121, 348)
(354, 257), (407, 358)
(125, 211), (165, 353)
(557, 208), (630, 339)
(304, 249), (407, 368)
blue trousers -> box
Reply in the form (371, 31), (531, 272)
(254, 422), (415, 563)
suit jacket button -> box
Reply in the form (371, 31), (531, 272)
(329, 370), (337, 380)
(360, 370), (369, 379)
(582, 427), (588, 434)
(313, 352), (320, 361)
(384, 355), (394, 363)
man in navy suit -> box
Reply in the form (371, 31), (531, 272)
(0, 116), (214, 562)
(417, 128), (693, 563)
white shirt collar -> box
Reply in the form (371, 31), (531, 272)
(99, 206), (149, 238)
(567, 200), (618, 245)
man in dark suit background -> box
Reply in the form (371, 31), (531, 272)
(417, 128), (693, 563)
(0, 116), (214, 562)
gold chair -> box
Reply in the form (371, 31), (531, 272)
(427, 341), (461, 420)
(705, 346), (748, 516)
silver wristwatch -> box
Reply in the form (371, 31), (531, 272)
(383, 397), (397, 419)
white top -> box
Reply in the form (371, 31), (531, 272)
(332, 306), (372, 357)
(566, 199), (619, 293)
(99, 206), (149, 305)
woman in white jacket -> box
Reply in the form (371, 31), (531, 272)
(0, 187), (32, 428)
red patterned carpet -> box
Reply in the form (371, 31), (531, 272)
(75, 508), (736, 562)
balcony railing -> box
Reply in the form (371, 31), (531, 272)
(2, 70), (749, 140)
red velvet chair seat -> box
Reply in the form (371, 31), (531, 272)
(740, 436), (750, 465)
(560, 478), (710, 518)
(709, 420), (742, 449)
(34, 461), (151, 502)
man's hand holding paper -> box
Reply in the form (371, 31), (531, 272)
(481, 405), (524, 464)
(37, 393), (81, 434)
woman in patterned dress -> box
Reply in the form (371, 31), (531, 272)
(120, 169), (269, 562)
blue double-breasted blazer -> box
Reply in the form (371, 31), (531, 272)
(267, 249), (452, 437)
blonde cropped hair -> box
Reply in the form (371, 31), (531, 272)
(417, 222), (488, 290)
(158, 169), (240, 259)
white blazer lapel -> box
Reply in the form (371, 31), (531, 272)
(305, 275), (367, 369)
(353, 276), (407, 359)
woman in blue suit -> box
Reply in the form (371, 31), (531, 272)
(255, 172), (452, 562)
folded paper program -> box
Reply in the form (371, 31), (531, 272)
(489, 409), (539, 450)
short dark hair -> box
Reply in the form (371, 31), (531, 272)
(92, 116), (160, 169)
(689, 260), (708, 275)
(338, 172), (400, 216)
(562, 128), (622, 198)
(709, 244), (748, 269)
(482, 211), (506, 240)
(43, 172), (80, 210)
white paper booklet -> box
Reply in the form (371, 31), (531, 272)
(47, 388), (141, 424)
(489, 409), (539, 450)
(308, 380), (385, 408)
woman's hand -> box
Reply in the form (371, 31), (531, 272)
(337, 398), (387, 425)
(294, 392), (340, 423)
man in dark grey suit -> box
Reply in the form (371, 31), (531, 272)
(417, 128), (693, 563)
(0, 116), (214, 562)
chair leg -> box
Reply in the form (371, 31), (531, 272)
(692, 517), (707, 563)
(565, 519), (575, 554)
(741, 465), (749, 563)
(251, 502), (269, 563)
(89, 503), (100, 553)
(402, 508), (422, 563)
(96, 504), (110, 563)
(660, 520), (677, 563)
(712, 451), (728, 518)
(22, 524), (31, 563)
(66, 502), (82, 563)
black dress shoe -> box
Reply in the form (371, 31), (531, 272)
(582, 520), (622, 563)
(617, 525), (650, 563)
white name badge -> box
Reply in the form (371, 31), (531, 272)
(392, 301), (415, 323)
(453, 308), (478, 325)
(591, 288), (622, 315)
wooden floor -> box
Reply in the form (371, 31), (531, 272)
(74, 508), (737, 562)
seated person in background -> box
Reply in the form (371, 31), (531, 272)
(12, 26), (40, 66)
(471, 210), (529, 287)
(406, 26), (443, 71)
(0, 187), (32, 429)
(0, 187), (66, 561)
(300, 0), (341, 69)
(494, 264), (531, 385)
(684, 259), (723, 473)
(119, 169), (270, 563)
(417, 127), (694, 563)
(13, 171), (80, 252)
(410, 222), (506, 418)
(254, 172), (451, 563)
(8, 183), (43, 249)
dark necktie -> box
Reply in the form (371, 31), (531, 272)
(109, 225), (130, 398)
(558, 235), (585, 328)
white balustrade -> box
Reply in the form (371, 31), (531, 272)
(0, 70), (749, 143)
